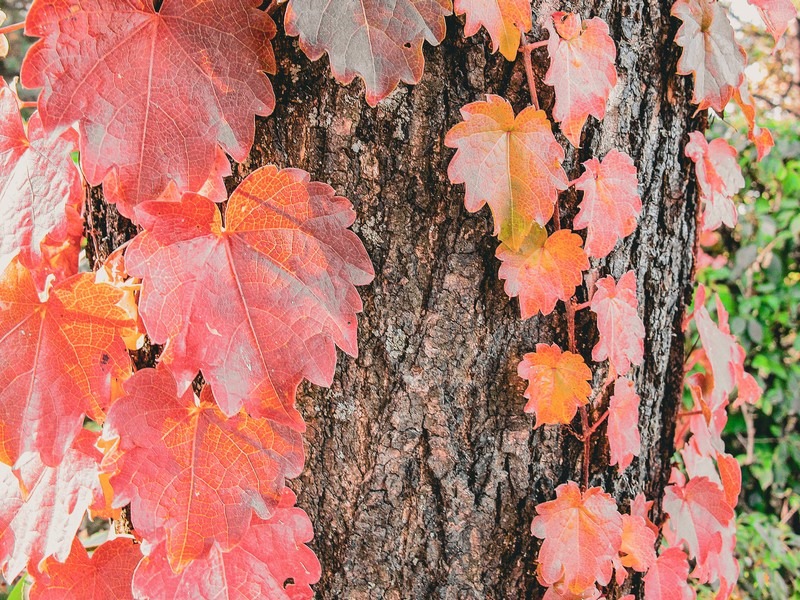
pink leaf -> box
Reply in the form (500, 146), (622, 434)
(733, 81), (774, 161)
(531, 482), (623, 595)
(0, 81), (82, 274)
(607, 377), (641, 470)
(132, 488), (321, 600)
(544, 12), (617, 147)
(671, 0), (746, 112)
(573, 150), (642, 258)
(590, 271), (645, 376)
(619, 513), (656, 572)
(747, 0), (797, 45)
(22, 0), (276, 216)
(685, 132), (744, 232)
(643, 547), (696, 600)
(454, 0), (532, 60)
(0, 430), (104, 582)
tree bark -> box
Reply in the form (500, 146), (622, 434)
(88, 1), (704, 597)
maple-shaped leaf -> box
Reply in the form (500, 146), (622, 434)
(747, 0), (797, 45)
(607, 377), (641, 470)
(0, 81), (82, 274)
(29, 537), (141, 600)
(671, 0), (746, 112)
(0, 259), (135, 467)
(685, 132), (744, 232)
(21, 0), (276, 217)
(0, 430), (104, 582)
(103, 367), (304, 571)
(132, 487), (321, 599)
(543, 12), (618, 147)
(518, 344), (592, 426)
(619, 514), (656, 572)
(573, 150), (641, 258)
(497, 227), (588, 318)
(733, 80), (774, 161)
(445, 95), (569, 249)
(663, 476), (734, 566)
(126, 165), (373, 424)
(590, 271), (645, 376)
(454, 0), (532, 60)
(643, 547), (696, 600)
(283, 0), (452, 106)
(531, 482), (623, 594)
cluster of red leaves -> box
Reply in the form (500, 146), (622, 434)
(0, 0), (378, 595)
(443, 0), (779, 597)
(0, 0), (786, 596)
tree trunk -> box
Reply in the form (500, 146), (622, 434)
(88, 1), (703, 597)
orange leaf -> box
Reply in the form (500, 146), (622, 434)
(0, 260), (135, 467)
(103, 367), (304, 572)
(531, 482), (623, 594)
(29, 537), (141, 600)
(454, 0), (532, 60)
(607, 377), (641, 471)
(445, 95), (569, 250)
(685, 132), (744, 232)
(573, 150), (641, 258)
(619, 513), (656, 572)
(671, 0), (746, 113)
(518, 344), (592, 426)
(544, 12), (617, 147)
(284, 0), (452, 106)
(590, 271), (644, 376)
(733, 80), (774, 161)
(497, 227), (588, 318)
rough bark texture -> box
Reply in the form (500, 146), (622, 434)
(87, 1), (703, 597)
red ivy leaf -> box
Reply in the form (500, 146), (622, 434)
(29, 537), (141, 600)
(531, 482), (623, 595)
(518, 344), (592, 426)
(685, 132), (744, 232)
(22, 0), (276, 217)
(445, 95), (569, 250)
(103, 367), (304, 572)
(544, 12), (618, 147)
(607, 377), (641, 470)
(283, 0), (452, 106)
(671, 0), (746, 112)
(663, 476), (735, 566)
(733, 80), (774, 162)
(747, 0), (797, 45)
(0, 260), (135, 467)
(0, 430), (104, 582)
(590, 271), (644, 376)
(0, 81), (82, 274)
(132, 488), (321, 600)
(643, 547), (696, 600)
(454, 0), (532, 60)
(497, 228), (589, 318)
(619, 514), (656, 572)
(573, 150), (641, 258)
(126, 166), (373, 424)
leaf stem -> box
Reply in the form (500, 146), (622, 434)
(677, 409), (703, 418)
(567, 178), (580, 188)
(574, 301), (590, 311)
(521, 33), (540, 111)
(522, 40), (549, 51)
(0, 21), (25, 36)
(18, 101), (37, 110)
